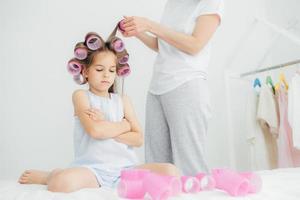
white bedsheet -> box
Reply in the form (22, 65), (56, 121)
(1, 168), (300, 200)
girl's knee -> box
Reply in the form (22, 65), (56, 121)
(47, 172), (76, 193)
(162, 163), (180, 176)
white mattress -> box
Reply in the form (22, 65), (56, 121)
(1, 168), (300, 200)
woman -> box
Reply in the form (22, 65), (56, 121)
(122, 0), (224, 175)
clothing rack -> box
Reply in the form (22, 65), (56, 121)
(239, 59), (300, 77)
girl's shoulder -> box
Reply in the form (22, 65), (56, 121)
(72, 89), (87, 95)
(71, 89), (90, 115)
(119, 94), (134, 110)
(72, 89), (88, 101)
(72, 89), (90, 108)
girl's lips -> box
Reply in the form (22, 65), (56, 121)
(101, 81), (110, 84)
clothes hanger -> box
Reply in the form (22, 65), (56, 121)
(279, 72), (289, 90)
(253, 78), (261, 93)
(253, 78), (261, 88)
(274, 82), (280, 91)
(275, 71), (288, 91)
(266, 76), (275, 94)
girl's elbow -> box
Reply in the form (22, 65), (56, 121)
(132, 131), (143, 147)
(152, 44), (159, 52)
(136, 140), (143, 147)
(136, 133), (144, 147)
(189, 45), (203, 56)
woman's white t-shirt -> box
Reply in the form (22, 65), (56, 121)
(149, 0), (224, 95)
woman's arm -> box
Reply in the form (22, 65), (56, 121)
(72, 90), (131, 139)
(135, 32), (158, 52)
(113, 95), (143, 147)
(122, 14), (221, 55)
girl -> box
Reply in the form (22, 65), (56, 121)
(121, 0), (224, 175)
(18, 31), (180, 193)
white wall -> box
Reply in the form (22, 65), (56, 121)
(1, 0), (299, 179)
(220, 0), (300, 170)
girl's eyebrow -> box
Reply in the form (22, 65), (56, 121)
(94, 64), (116, 68)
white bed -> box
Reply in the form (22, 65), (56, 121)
(1, 168), (299, 200)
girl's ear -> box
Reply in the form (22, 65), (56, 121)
(82, 67), (88, 78)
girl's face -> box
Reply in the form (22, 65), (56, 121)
(85, 51), (117, 93)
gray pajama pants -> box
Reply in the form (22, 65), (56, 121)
(145, 78), (212, 175)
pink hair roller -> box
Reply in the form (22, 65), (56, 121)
(239, 172), (262, 193)
(74, 42), (88, 60)
(112, 38), (125, 52)
(85, 32), (103, 51)
(212, 169), (250, 196)
(118, 19), (126, 33)
(117, 169), (181, 199)
(117, 50), (129, 65)
(143, 173), (173, 200)
(117, 64), (131, 77)
(67, 59), (83, 76)
(181, 176), (200, 193)
(195, 173), (216, 191)
(160, 175), (181, 196)
(117, 169), (150, 199)
(119, 54), (129, 65)
(73, 74), (86, 85)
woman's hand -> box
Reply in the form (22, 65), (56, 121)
(84, 108), (105, 122)
(122, 16), (151, 37)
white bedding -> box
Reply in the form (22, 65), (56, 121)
(1, 168), (300, 200)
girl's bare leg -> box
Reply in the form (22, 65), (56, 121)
(47, 167), (99, 193)
(135, 163), (181, 177)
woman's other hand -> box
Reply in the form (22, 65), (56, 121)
(122, 16), (151, 37)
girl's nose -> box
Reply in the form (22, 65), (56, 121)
(103, 71), (109, 77)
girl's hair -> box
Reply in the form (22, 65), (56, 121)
(67, 21), (130, 93)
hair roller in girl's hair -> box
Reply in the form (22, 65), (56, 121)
(73, 74), (86, 85)
(84, 32), (104, 50)
(109, 37), (125, 52)
(117, 64), (131, 77)
(74, 42), (88, 60)
(67, 58), (83, 76)
(117, 50), (129, 65)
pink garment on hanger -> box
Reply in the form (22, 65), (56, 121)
(277, 85), (300, 167)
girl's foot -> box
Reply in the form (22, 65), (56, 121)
(18, 170), (49, 184)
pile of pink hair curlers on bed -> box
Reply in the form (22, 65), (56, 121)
(67, 20), (130, 85)
(117, 168), (262, 199)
